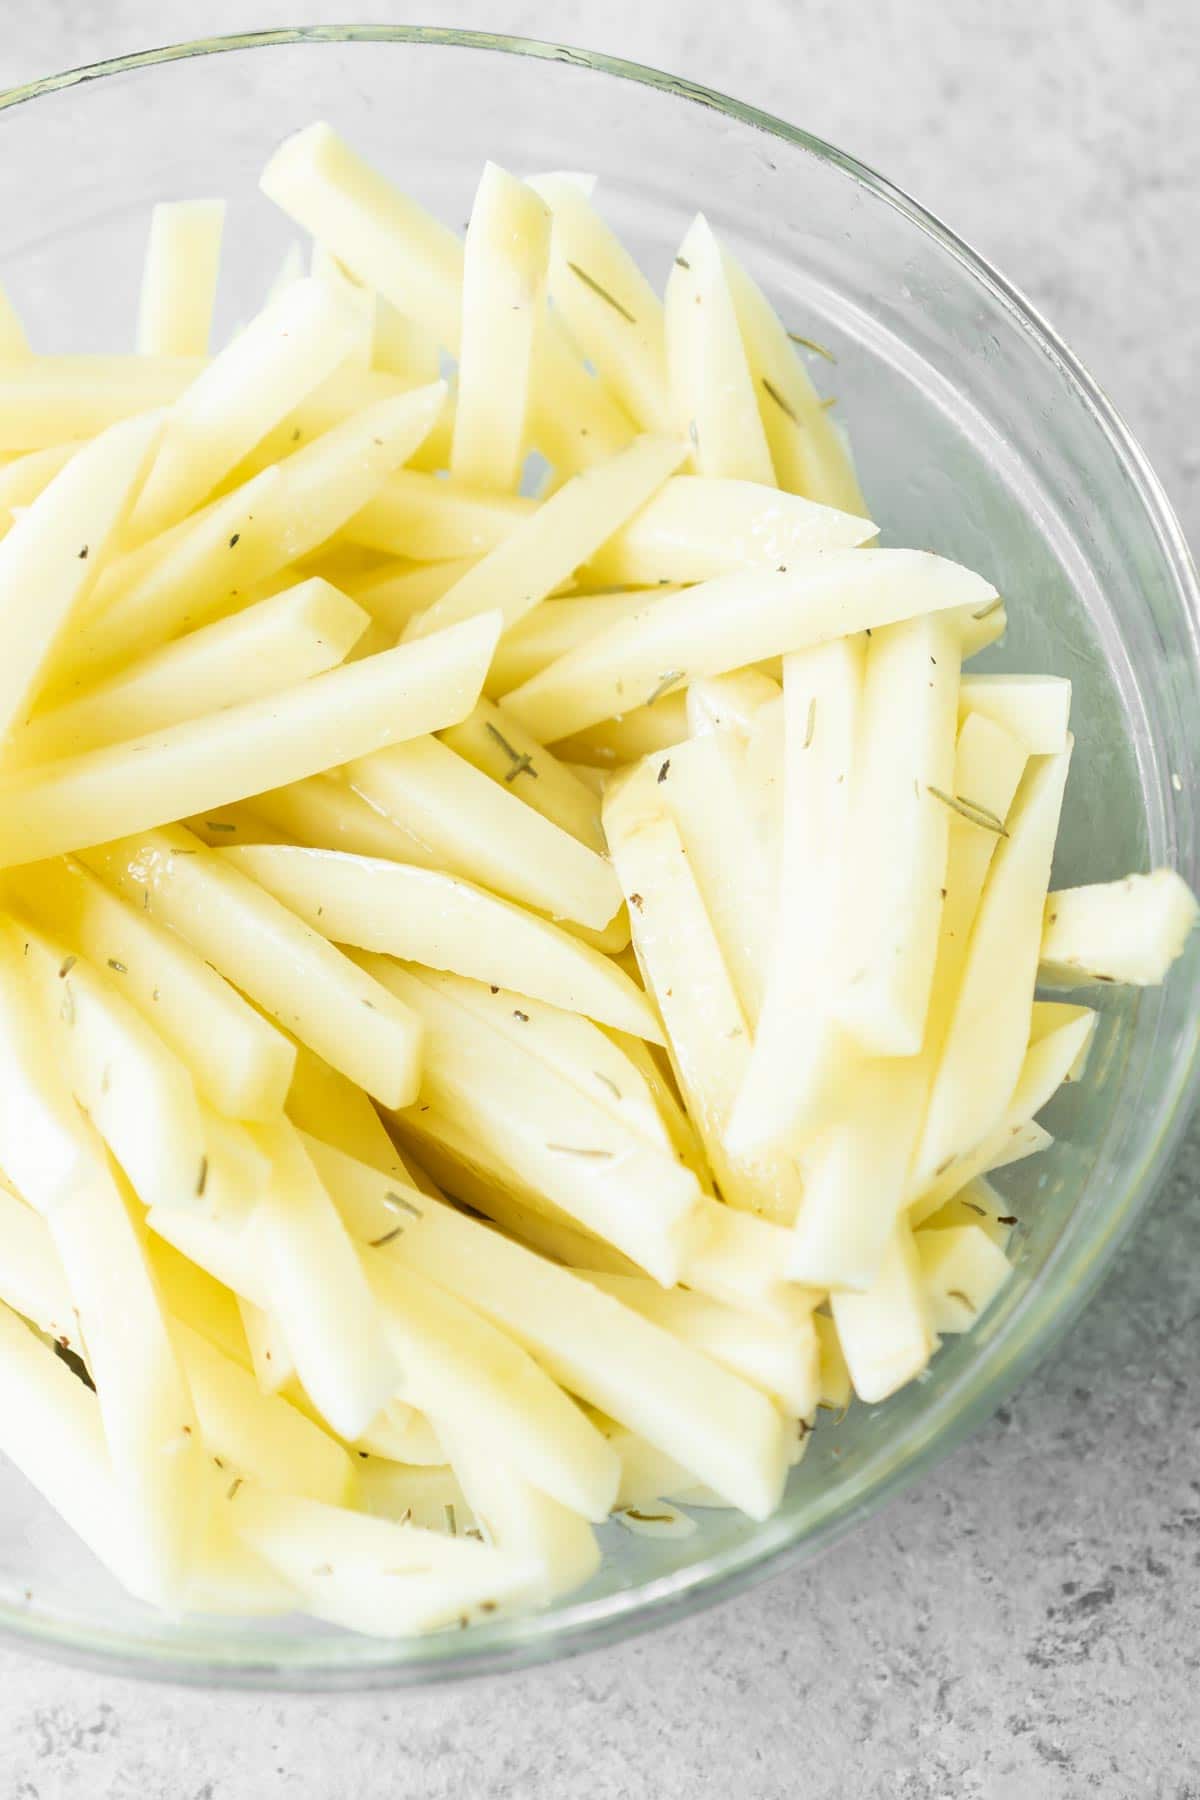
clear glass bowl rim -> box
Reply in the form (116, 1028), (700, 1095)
(0, 23), (1197, 1691)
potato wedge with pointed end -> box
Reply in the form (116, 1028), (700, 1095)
(666, 216), (774, 484)
(222, 847), (661, 1043)
(405, 435), (685, 641)
(0, 410), (163, 745)
(137, 200), (225, 358)
(830, 1221), (937, 1404)
(915, 1224), (1012, 1335)
(344, 469), (533, 559)
(485, 592), (652, 696)
(439, 697), (605, 852)
(958, 674), (1071, 756)
(441, 1426), (600, 1606)
(344, 557), (480, 638)
(452, 164), (551, 492)
(1040, 869), (1198, 987)
(585, 475), (875, 588)
(0, 614), (499, 869)
(502, 550), (994, 745)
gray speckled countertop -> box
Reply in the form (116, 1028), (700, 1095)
(1, 4), (1198, 1795)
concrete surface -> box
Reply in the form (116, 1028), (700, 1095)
(1, 4), (1198, 1796)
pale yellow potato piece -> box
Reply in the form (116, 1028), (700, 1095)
(130, 275), (363, 540)
(346, 734), (621, 930)
(919, 1175), (1015, 1249)
(12, 579), (369, 767)
(136, 200), (225, 357)
(485, 591), (650, 695)
(686, 669), (783, 740)
(285, 1039), (415, 1184)
(406, 435), (686, 641)
(915, 743), (1073, 1186)
(372, 294), (442, 383)
(915, 1223), (1013, 1335)
(0, 442), (83, 512)
(553, 693), (691, 767)
(721, 245), (868, 515)
(585, 1409), (695, 1510)
(223, 845), (660, 1041)
(185, 803), (289, 846)
(528, 173), (672, 433)
(0, 613), (499, 870)
(960, 599), (1008, 660)
(0, 1175), (91, 1357)
(451, 163), (551, 491)
(344, 468), (533, 558)
(502, 550), (995, 743)
(238, 1296), (296, 1396)
(830, 1220), (937, 1404)
(232, 365), (442, 480)
(251, 771), (441, 867)
(51, 385), (445, 695)
(439, 697), (605, 852)
(683, 1197), (821, 1326)
(354, 1457), (472, 1530)
(526, 316), (637, 476)
(665, 215), (774, 483)
(345, 557), (480, 637)
(83, 824), (425, 1108)
(0, 410), (163, 745)
(310, 241), (375, 369)
(0, 354), (201, 449)
(585, 475), (875, 587)
(958, 674), (1071, 755)
(250, 1119), (398, 1442)
(1040, 869), (1199, 987)
(229, 1486), (531, 1636)
(442, 1427), (600, 1606)
(6, 856), (293, 1120)
(834, 613), (961, 1056)
(146, 1233), (249, 1368)
(814, 1311), (852, 1413)
(603, 764), (804, 1224)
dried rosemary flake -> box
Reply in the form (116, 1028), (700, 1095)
(565, 260), (636, 323)
(106, 958), (127, 974)
(484, 720), (538, 783)
(674, 255), (691, 269)
(369, 1226), (404, 1248)
(962, 1200), (987, 1216)
(623, 1508), (675, 1524)
(926, 785), (1010, 837)
(971, 596), (1004, 622)
(947, 1289), (977, 1313)
(657, 758), (671, 784)
(60, 985), (75, 1027)
(997, 1215), (1019, 1227)
(786, 331), (836, 362)
(593, 1070), (621, 1099)
(761, 376), (798, 424)
(228, 533), (240, 548)
(545, 1143), (616, 1160)
(512, 1009), (529, 1023)
(383, 1191), (423, 1219)
(444, 1502), (457, 1537)
(802, 696), (817, 750)
(195, 1156), (209, 1197)
(205, 819), (237, 833)
(226, 1476), (244, 1500)
(646, 669), (685, 707)
(629, 892), (644, 912)
(58, 955), (77, 978)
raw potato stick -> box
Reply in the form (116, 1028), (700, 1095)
(1040, 870), (1198, 987)
(344, 557), (480, 638)
(251, 773), (443, 869)
(441, 1426), (601, 1606)
(343, 469), (533, 559)
(665, 215), (774, 483)
(438, 697), (607, 853)
(501, 550), (995, 743)
(485, 592), (652, 696)
(11, 579), (370, 767)
(222, 845), (661, 1041)
(830, 1219), (937, 1403)
(136, 200), (225, 358)
(958, 674), (1071, 755)
(285, 1039), (418, 1184)
(0, 613), (500, 869)
(0, 355), (201, 449)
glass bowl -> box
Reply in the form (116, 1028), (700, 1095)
(0, 27), (1196, 1690)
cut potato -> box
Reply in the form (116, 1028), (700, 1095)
(915, 1224), (1012, 1335)
(442, 1427), (601, 1605)
(11, 578), (369, 767)
(346, 735), (621, 931)
(222, 846), (660, 1041)
(584, 475), (875, 587)
(344, 557), (480, 637)
(502, 550), (995, 744)
(485, 591), (650, 696)
(0, 411), (163, 745)
(665, 215), (774, 484)
(82, 824), (425, 1107)
(451, 164), (551, 492)
(958, 674), (1071, 755)
(0, 443), (83, 514)
(0, 355), (201, 450)
(238, 1296), (296, 1397)
(918, 1175), (1014, 1249)
(0, 613), (500, 868)
(252, 773), (440, 868)
(687, 670), (782, 740)
(344, 469), (533, 559)
(830, 1220), (937, 1404)
(137, 200), (225, 358)
(439, 697), (606, 852)
(554, 694), (691, 768)
(1040, 870), (1198, 987)
(404, 435), (686, 640)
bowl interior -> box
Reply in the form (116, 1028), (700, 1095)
(0, 30), (1196, 1686)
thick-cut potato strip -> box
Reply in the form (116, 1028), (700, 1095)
(237, 1296), (296, 1396)
(143, 1234), (248, 1369)
(451, 164), (551, 491)
(502, 550), (995, 743)
(148, 1204), (270, 1311)
(229, 1486), (531, 1636)
(915, 744), (1072, 1187)
(0, 1176), (89, 1354)
(136, 200), (225, 358)
(83, 824), (425, 1108)
(1040, 870), (1198, 987)
(485, 591), (651, 696)
(603, 765), (804, 1223)
(919, 1175), (1014, 1249)
(344, 557), (480, 637)
(347, 735), (621, 930)
(528, 174), (672, 433)
(721, 247), (868, 515)
(682, 1198), (820, 1325)
(0, 355), (201, 449)
(355, 1457), (472, 1529)
(299, 1138), (787, 1518)
(553, 694), (691, 769)
(371, 962), (702, 1284)
(406, 436), (686, 641)
(310, 242), (375, 367)
(687, 668), (781, 740)
(0, 442), (82, 513)
(0, 411), (163, 745)
(15, 922), (262, 1221)
(585, 475), (875, 587)
(252, 772), (441, 867)
(344, 469), (533, 559)
(223, 846), (660, 1041)
(442, 1427), (600, 1605)
(362, 1250), (618, 1521)
(285, 1039), (415, 1183)
(131, 276), (363, 540)
(372, 295), (442, 383)
(439, 697), (605, 852)
(579, 1271), (818, 1418)
(830, 1220), (937, 1404)
(814, 1312), (851, 1413)
(231, 366), (443, 482)
(665, 216), (774, 484)
(5, 857), (293, 1121)
(12, 579), (369, 767)
(586, 1411), (695, 1509)
(0, 613), (499, 870)
(250, 1120), (398, 1442)
(958, 674), (1071, 755)
(915, 1224), (1012, 1334)
(526, 318), (636, 477)
(834, 613), (962, 1056)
